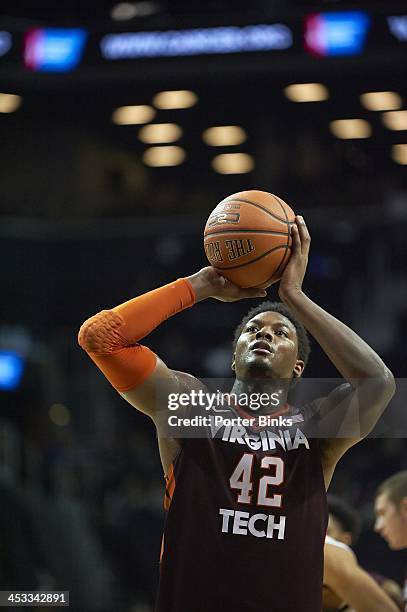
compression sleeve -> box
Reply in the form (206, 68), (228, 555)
(78, 278), (196, 392)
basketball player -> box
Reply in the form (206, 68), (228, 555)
(327, 495), (361, 547)
(79, 216), (395, 611)
(323, 536), (399, 611)
(323, 496), (401, 611)
(374, 471), (407, 611)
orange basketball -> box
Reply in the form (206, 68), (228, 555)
(204, 190), (295, 289)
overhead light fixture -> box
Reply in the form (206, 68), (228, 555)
(203, 126), (247, 147)
(392, 144), (407, 165)
(111, 1), (160, 21)
(139, 123), (182, 144)
(284, 83), (329, 102)
(0, 93), (22, 113)
(112, 105), (155, 125)
(153, 90), (198, 110)
(212, 153), (255, 174)
(360, 91), (402, 111)
(330, 118), (371, 139)
(143, 146), (186, 167)
(382, 110), (407, 131)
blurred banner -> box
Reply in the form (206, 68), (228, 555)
(0, 8), (406, 79)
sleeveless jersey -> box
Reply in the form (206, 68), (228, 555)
(156, 404), (327, 612)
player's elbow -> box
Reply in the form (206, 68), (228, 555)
(377, 368), (396, 402)
(78, 309), (124, 354)
(358, 367), (396, 402)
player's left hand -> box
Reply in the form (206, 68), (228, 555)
(278, 215), (310, 300)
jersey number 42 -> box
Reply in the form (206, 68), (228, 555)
(229, 453), (284, 507)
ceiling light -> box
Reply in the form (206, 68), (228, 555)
(392, 144), (407, 165)
(203, 126), (247, 146)
(0, 93), (22, 113)
(330, 119), (371, 139)
(111, 1), (159, 20)
(143, 146), (186, 167)
(139, 123), (182, 143)
(153, 90), (198, 109)
(111, 2), (138, 20)
(212, 153), (255, 174)
(112, 105), (155, 125)
(382, 110), (407, 131)
(284, 83), (329, 102)
(360, 91), (402, 111)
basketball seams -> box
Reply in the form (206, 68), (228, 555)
(253, 249), (290, 288)
(204, 228), (289, 238)
(214, 244), (290, 271)
(221, 197), (295, 225)
(272, 195), (292, 279)
(205, 191), (295, 287)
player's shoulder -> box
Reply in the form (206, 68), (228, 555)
(325, 535), (353, 555)
(325, 536), (357, 573)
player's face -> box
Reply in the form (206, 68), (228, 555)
(232, 311), (304, 380)
(374, 493), (407, 550)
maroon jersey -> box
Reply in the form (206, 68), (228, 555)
(156, 404), (327, 612)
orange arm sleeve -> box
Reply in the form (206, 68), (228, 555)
(78, 278), (196, 392)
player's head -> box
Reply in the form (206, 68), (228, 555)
(374, 471), (407, 550)
(231, 301), (310, 381)
(327, 495), (361, 546)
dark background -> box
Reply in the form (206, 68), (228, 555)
(0, 1), (406, 610)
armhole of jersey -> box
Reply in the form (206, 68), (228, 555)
(163, 437), (185, 481)
(163, 440), (186, 511)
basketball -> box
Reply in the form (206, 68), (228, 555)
(204, 190), (295, 289)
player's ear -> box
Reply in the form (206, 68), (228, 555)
(231, 352), (236, 371)
(400, 496), (407, 519)
(342, 532), (353, 547)
(293, 359), (304, 378)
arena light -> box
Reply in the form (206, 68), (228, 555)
(111, 2), (138, 20)
(212, 153), (255, 174)
(139, 123), (182, 143)
(153, 90), (198, 110)
(0, 93), (22, 113)
(203, 126), (247, 146)
(49, 403), (71, 427)
(284, 83), (329, 102)
(143, 145), (186, 167)
(382, 110), (407, 131)
(111, 2), (159, 20)
(392, 144), (407, 165)
(360, 91), (402, 111)
(330, 119), (371, 139)
(112, 105), (156, 125)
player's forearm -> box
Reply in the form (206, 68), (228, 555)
(78, 278), (196, 392)
(340, 570), (400, 612)
(280, 289), (394, 387)
(79, 278), (196, 353)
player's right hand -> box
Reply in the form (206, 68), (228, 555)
(187, 266), (267, 303)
